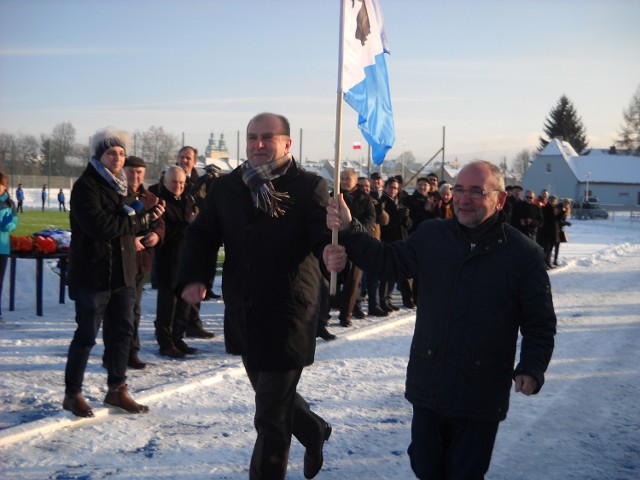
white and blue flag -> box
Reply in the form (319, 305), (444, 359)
(341, 0), (395, 165)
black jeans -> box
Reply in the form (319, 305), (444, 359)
(65, 285), (136, 394)
(408, 406), (499, 480)
(243, 360), (325, 480)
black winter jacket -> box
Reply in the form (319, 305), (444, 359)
(68, 163), (148, 290)
(176, 160), (330, 371)
(341, 213), (556, 422)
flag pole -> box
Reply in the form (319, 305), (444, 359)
(330, 0), (347, 296)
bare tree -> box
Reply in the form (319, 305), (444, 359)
(133, 126), (179, 183)
(512, 149), (532, 178)
(616, 85), (640, 155)
(50, 122), (76, 175)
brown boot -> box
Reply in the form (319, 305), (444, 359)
(104, 383), (149, 414)
(63, 392), (94, 418)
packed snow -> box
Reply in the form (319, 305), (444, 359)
(0, 213), (639, 479)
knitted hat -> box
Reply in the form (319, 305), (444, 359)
(91, 127), (131, 160)
(124, 156), (146, 168)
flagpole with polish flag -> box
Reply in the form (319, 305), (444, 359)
(331, 0), (395, 294)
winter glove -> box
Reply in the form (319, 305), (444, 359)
(0, 212), (13, 229)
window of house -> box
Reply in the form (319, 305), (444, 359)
(546, 163), (552, 173)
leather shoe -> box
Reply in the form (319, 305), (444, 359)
(175, 339), (198, 355)
(304, 421), (332, 479)
(352, 306), (366, 319)
(204, 289), (221, 300)
(368, 306), (389, 317)
(185, 326), (215, 339)
(403, 300), (416, 309)
(128, 356), (147, 370)
(104, 383), (149, 414)
(317, 325), (336, 341)
(159, 344), (186, 358)
(339, 316), (352, 327)
(63, 393), (94, 418)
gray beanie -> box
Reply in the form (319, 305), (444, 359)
(91, 127), (131, 160)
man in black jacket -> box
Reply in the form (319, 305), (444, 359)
(325, 160), (556, 480)
(178, 113), (332, 480)
(63, 128), (164, 418)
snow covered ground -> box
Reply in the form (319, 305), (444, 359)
(0, 214), (639, 479)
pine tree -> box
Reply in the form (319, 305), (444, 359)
(538, 95), (588, 153)
(616, 85), (640, 155)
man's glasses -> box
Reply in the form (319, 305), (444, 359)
(452, 186), (501, 199)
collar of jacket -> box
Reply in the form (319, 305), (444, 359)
(453, 211), (508, 252)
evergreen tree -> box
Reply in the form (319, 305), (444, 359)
(616, 85), (640, 155)
(538, 95), (588, 153)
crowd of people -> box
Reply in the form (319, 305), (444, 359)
(1, 113), (560, 479)
(505, 186), (572, 268)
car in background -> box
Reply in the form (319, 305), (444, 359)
(573, 202), (609, 220)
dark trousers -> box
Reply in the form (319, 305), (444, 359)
(103, 271), (144, 362)
(154, 284), (190, 349)
(65, 285), (136, 394)
(408, 406), (499, 480)
(243, 360), (325, 480)
(338, 261), (362, 319)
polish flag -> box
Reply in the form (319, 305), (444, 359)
(352, 142), (362, 150)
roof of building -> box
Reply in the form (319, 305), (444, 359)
(536, 138), (640, 183)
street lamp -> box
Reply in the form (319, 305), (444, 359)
(585, 171), (591, 202)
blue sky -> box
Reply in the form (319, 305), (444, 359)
(1, 0), (639, 165)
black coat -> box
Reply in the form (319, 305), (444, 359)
(149, 183), (194, 288)
(176, 160), (330, 371)
(341, 213), (556, 422)
(68, 163), (147, 290)
(379, 193), (411, 242)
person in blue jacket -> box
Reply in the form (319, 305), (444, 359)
(0, 171), (19, 321)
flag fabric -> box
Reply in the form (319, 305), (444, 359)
(341, 0), (395, 165)
(352, 141), (362, 150)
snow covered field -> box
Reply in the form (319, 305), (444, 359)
(0, 214), (639, 479)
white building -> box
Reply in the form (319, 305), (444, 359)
(523, 138), (640, 205)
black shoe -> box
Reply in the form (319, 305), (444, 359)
(185, 326), (215, 339)
(304, 421), (332, 479)
(317, 325), (337, 341)
(63, 393), (94, 418)
(339, 316), (352, 327)
(403, 300), (416, 309)
(159, 345), (186, 359)
(368, 306), (389, 317)
(204, 289), (222, 300)
(128, 356), (147, 370)
(174, 339), (198, 355)
(388, 303), (399, 311)
(553, 260), (558, 266)
(352, 307), (366, 319)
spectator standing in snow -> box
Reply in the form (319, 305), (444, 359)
(0, 172), (18, 322)
(325, 160), (557, 480)
(63, 127), (164, 418)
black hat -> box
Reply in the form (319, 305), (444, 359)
(370, 172), (383, 180)
(124, 156), (146, 168)
(512, 185), (523, 191)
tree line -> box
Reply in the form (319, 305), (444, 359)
(1, 85), (638, 184)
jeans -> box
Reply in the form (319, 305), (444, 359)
(65, 285), (136, 394)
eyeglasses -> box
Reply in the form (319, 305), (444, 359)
(526, 196), (535, 200)
(452, 186), (501, 199)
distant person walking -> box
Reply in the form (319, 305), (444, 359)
(0, 172), (18, 322)
(41, 184), (47, 211)
(15, 184), (24, 213)
(57, 189), (66, 212)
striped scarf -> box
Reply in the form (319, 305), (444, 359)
(241, 153), (293, 217)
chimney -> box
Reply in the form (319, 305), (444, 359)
(609, 145), (617, 154)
